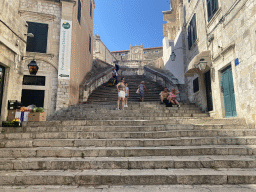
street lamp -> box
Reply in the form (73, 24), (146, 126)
(169, 47), (186, 61)
(27, 60), (39, 75)
(22, 56), (39, 75)
(197, 59), (207, 71)
(170, 51), (176, 61)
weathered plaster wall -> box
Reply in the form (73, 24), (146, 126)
(182, 0), (256, 125)
(0, 0), (27, 121)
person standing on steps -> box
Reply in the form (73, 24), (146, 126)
(124, 82), (129, 107)
(138, 81), (148, 102)
(116, 77), (126, 110)
(112, 68), (118, 85)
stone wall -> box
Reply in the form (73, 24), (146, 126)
(181, 0), (256, 125)
(79, 59), (114, 103)
(19, 0), (95, 114)
(93, 35), (117, 65)
(0, 0), (27, 121)
(111, 45), (163, 63)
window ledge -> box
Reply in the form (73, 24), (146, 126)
(26, 52), (55, 59)
(207, 8), (222, 28)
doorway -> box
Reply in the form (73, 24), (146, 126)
(221, 65), (237, 117)
(0, 66), (5, 116)
(21, 89), (45, 107)
(204, 70), (213, 111)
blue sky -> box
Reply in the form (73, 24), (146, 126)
(93, 0), (171, 51)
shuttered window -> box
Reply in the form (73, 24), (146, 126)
(26, 22), (48, 53)
(207, 0), (218, 21)
(78, 0), (81, 24)
(188, 14), (197, 49)
(89, 35), (91, 54)
(90, 1), (92, 18)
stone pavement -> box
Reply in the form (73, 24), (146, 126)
(1, 185), (256, 192)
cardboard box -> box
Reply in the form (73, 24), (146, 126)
(15, 111), (30, 122)
(28, 112), (46, 121)
(7, 110), (17, 121)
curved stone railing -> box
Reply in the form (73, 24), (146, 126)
(144, 65), (188, 102)
(79, 61), (114, 103)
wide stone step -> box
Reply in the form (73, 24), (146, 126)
(1, 168), (256, 185)
(1, 125), (249, 134)
(78, 114), (210, 120)
(23, 118), (246, 127)
(0, 128), (252, 140)
(0, 145), (254, 158)
(2, 136), (256, 148)
(1, 185), (256, 192)
(1, 155), (255, 170)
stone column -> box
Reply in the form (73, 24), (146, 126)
(56, 0), (74, 111)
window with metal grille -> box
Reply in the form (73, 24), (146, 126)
(207, 0), (218, 21)
(26, 22), (48, 53)
(89, 35), (91, 54)
(188, 14), (197, 49)
(193, 77), (199, 93)
(78, 0), (81, 24)
(22, 75), (45, 86)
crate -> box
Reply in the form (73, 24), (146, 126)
(28, 112), (46, 121)
(2, 121), (21, 127)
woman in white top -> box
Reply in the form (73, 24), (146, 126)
(124, 82), (129, 107)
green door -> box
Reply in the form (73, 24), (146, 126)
(221, 66), (237, 117)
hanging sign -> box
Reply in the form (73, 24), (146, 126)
(58, 20), (72, 79)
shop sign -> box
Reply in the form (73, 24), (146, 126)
(58, 20), (72, 79)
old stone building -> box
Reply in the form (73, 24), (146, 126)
(111, 45), (163, 75)
(0, 0), (28, 121)
(19, 0), (95, 114)
(165, 0), (256, 125)
(93, 35), (117, 65)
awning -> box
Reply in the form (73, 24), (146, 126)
(185, 51), (212, 76)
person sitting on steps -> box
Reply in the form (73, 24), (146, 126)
(168, 88), (180, 107)
(159, 87), (169, 105)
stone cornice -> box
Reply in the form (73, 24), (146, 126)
(19, 10), (57, 21)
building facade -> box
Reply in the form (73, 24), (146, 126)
(0, 0), (95, 121)
(111, 45), (163, 76)
(93, 35), (117, 65)
(166, 0), (256, 125)
(20, 0), (95, 114)
(0, 0), (28, 121)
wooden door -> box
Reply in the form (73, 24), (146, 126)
(221, 66), (237, 117)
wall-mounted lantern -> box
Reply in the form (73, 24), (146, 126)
(22, 56), (39, 75)
(27, 60), (39, 75)
(170, 51), (176, 61)
(196, 59), (207, 71)
(169, 47), (186, 61)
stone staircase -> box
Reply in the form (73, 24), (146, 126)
(86, 75), (164, 103)
(0, 76), (256, 190)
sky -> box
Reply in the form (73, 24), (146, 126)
(93, 0), (171, 52)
